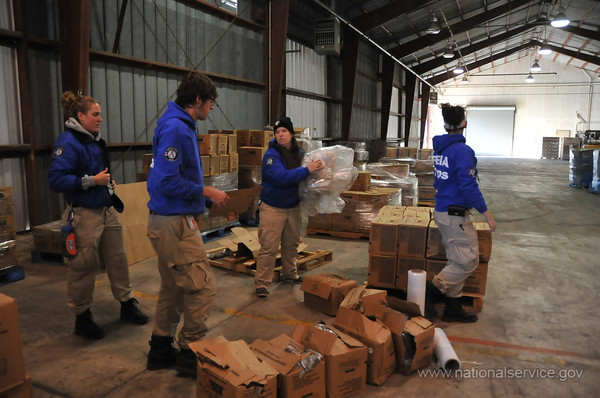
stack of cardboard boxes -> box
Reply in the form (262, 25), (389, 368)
(0, 187), (17, 272)
(368, 206), (492, 310)
(0, 294), (32, 397)
(200, 130), (239, 177)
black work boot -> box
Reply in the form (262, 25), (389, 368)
(75, 308), (105, 340)
(147, 334), (180, 371)
(442, 297), (478, 323)
(175, 348), (197, 378)
(120, 298), (149, 325)
(425, 280), (445, 319)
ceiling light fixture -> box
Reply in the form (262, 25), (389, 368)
(551, 6), (570, 28)
(525, 73), (535, 83)
(443, 42), (455, 59)
(530, 59), (542, 72)
(426, 13), (441, 34)
(538, 39), (552, 55)
(453, 61), (465, 74)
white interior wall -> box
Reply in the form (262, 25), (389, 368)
(435, 55), (600, 158)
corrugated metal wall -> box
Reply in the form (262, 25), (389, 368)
(350, 43), (381, 140)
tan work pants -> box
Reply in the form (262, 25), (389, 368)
(63, 206), (133, 315)
(432, 210), (479, 298)
(147, 214), (216, 350)
(255, 202), (301, 289)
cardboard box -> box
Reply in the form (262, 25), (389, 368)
(199, 134), (218, 155)
(217, 134), (229, 155)
(209, 155), (220, 176)
(300, 273), (357, 316)
(251, 130), (273, 147)
(229, 153), (239, 174)
(425, 259), (446, 280)
(0, 187), (14, 218)
(142, 153), (153, 174)
(463, 262), (488, 295)
(340, 285), (387, 319)
(350, 171), (371, 191)
(385, 147), (398, 158)
(190, 336), (278, 398)
(425, 219), (445, 260)
(32, 220), (63, 254)
(238, 147), (267, 166)
(201, 155), (210, 177)
(367, 254), (397, 289)
(0, 375), (32, 398)
(228, 134), (238, 154)
(332, 307), (396, 386)
(251, 334), (326, 398)
(0, 294), (26, 392)
(397, 216), (428, 258)
(307, 214), (332, 231)
(0, 214), (16, 243)
(238, 165), (262, 188)
(387, 297), (435, 374)
(395, 257), (426, 290)
(369, 213), (402, 256)
(378, 306), (409, 373)
(0, 240), (17, 270)
(291, 324), (368, 398)
(475, 222), (493, 262)
(219, 154), (230, 174)
(235, 130), (252, 147)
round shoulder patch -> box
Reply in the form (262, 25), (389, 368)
(468, 167), (478, 177)
(266, 157), (274, 166)
(164, 147), (179, 161)
(53, 147), (64, 157)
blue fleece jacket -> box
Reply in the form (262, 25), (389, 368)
(432, 133), (488, 214)
(147, 102), (206, 215)
(260, 138), (311, 209)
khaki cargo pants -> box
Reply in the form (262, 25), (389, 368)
(432, 210), (479, 298)
(63, 206), (133, 315)
(147, 214), (216, 350)
(255, 202), (301, 289)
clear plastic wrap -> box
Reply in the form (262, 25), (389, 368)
(590, 149), (600, 194)
(300, 146), (359, 215)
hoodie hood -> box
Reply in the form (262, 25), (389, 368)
(432, 133), (466, 154)
(156, 102), (197, 131)
(65, 117), (99, 141)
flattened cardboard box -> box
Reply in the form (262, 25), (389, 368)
(250, 334), (326, 398)
(300, 273), (357, 316)
(291, 324), (368, 398)
(332, 307), (396, 386)
(0, 294), (26, 392)
(190, 336), (278, 398)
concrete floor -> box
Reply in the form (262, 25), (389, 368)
(2, 157), (599, 398)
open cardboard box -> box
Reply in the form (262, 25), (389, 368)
(339, 284), (388, 319)
(300, 273), (357, 316)
(291, 323), (367, 398)
(250, 334), (326, 398)
(332, 306), (396, 386)
(386, 297), (435, 374)
(190, 336), (278, 397)
(0, 294), (26, 393)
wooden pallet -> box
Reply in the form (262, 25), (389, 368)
(305, 228), (370, 240)
(209, 249), (333, 279)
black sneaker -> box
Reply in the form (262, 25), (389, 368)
(284, 275), (303, 284)
(256, 287), (269, 298)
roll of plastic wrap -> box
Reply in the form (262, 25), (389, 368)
(434, 327), (460, 371)
(407, 269), (426, 316)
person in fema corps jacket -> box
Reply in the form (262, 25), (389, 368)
(426, 103), (497, 323)
(48, 91), (148, 340)
(145, 72), (229, 378)
(254, 117), (324, 298)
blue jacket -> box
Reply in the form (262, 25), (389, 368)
(432, 133), (487, 214)
(48, 128), (114, 209)
(260, 139), (310, 209)
(147, 102), (206, 215)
